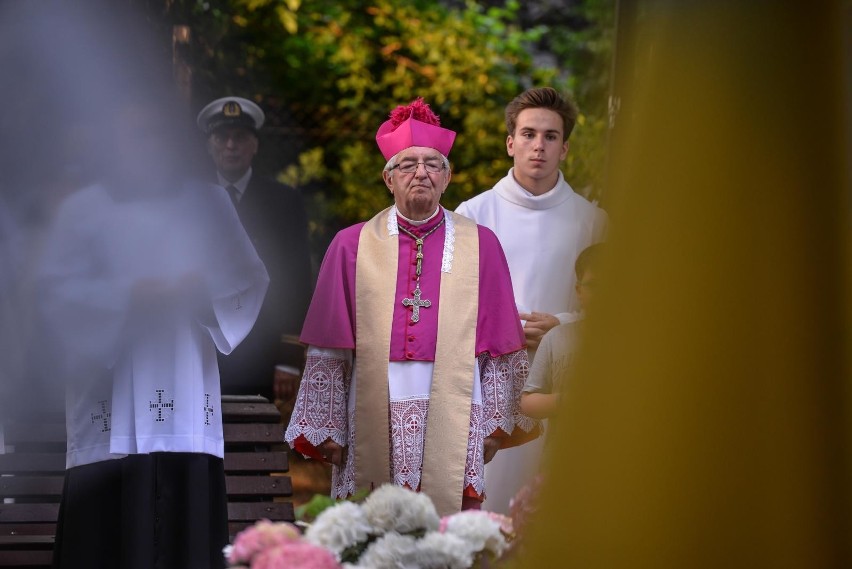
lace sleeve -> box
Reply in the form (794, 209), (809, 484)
(284, 346), (352, 453)
(478, 349), (541, 444)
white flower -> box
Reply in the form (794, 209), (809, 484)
(410, 531), (474, 569)
(358, 532), (419, 569)
(361, 485), (440, 534)
(443, 511), (507, 558)
(305, 501), (375, 557)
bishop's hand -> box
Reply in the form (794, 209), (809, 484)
(318, 440), (347, 466)
(519, 311), (560, 350)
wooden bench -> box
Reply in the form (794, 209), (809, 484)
(0, 395), (293, 568)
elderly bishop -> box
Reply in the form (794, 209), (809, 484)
(285, 99), (540, 515)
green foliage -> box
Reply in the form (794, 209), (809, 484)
(293, 487), (370, 524)
(167, 0), (613, 236)
(543, 0), (617, 202)
(293, 492), (337, 524)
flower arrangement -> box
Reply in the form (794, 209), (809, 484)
(226, 485), (515, 569)
(224, 519), (341, 569)
(311, 485), (513, 569)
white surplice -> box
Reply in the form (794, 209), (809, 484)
(457, 169), (608, 323)
(456, 168), (607, 513)
(38, 182), (268, 468)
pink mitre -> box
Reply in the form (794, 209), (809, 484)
(375, 98), (456, 161)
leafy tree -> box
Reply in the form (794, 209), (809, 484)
(164, 0), (613, 246)
(543, 0), (616, 202)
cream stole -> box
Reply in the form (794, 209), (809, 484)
(354, 206), (479, 516)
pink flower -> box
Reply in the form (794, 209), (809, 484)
(250, 541), (341, 569)
(228, 520), (301, 564)
(508, 474), (545, 536)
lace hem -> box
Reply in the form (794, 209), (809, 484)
(390, 397), (429, 491)
(465, 401), (486, 495)
(331, 397), (486, 500)
(332, 403), (357, 499)
(387, 205), (399, 236)
(284, 353), (351, 450)
(479, 350), (537, 436)
(441, 208), (455, 273)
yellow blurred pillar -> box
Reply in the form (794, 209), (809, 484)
(525, 1), (850, 567)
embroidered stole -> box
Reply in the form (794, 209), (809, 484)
(355, 206), (479, 516)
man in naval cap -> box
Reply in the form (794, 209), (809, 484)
(197, 96), (312, 404)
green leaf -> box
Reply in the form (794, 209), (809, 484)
(294, 493), (337, 523)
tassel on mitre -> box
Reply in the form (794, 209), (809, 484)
(388, 98), (441, 129)
(375, 97), (456, 160)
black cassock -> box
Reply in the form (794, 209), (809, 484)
(53, 453), (228, 569)
(216, 174), (313, 399)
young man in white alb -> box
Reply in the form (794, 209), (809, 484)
(457, 87), (607, 514)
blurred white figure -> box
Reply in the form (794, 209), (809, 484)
(0, 200), (25, 452)
(35, 53), (269, 564)
(39, 175), (268, 566)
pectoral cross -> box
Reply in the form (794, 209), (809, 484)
(402, 286), (431, 323)
(397, 216), (444, 325)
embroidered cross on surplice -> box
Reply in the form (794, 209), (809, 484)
(149, 389), (174, 422)
(91, 400), (111, 433)
(203, 393), (214, 426)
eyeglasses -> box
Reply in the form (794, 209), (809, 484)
(390, 160), (446, 174)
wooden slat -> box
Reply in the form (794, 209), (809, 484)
(1, 424), (65, 445)
(0, 550), (53, 566)
(221, 402), (280, 423)
(0, 477), (64, 498)
(225, 475), (291, 497)
(221, 395), (269, 403)
(0, 524), (56, 537)
(0, 536), (54, 548)
(223, 423), (283, 444)
(0, 455), (64, 475)
(226, 501), (294, 522)
(228, 521), (252, 537)
(223, 452), (288, 472)
(0, 505), (58, 524)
